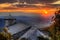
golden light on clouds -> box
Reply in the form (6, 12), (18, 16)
(0, 2), (46, 9)
(52, 0), (60, 4)
(0, 3), (12, 8)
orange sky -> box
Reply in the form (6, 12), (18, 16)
(0, 8), (56, 14)
(0, 3), (57, 17)
(0, 8), (56, 18)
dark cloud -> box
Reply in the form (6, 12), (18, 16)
(17, 0), (58, 4)
(38, 0), (58, 4)
(49, 4), (60, 8)
(0, 0), (58, 4)
(0, 0), (16, 3)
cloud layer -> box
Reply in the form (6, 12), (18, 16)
(0, 0), (16, 3)
(0, 0), (60, 8)
(0, 0), (58, 4)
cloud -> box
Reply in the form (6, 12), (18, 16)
(0, 0), (58, 4)
(0, 0), (16, 3)
(51, 0), (60, 4)
(19, 0), (58, 4)
(38, 0), (58, 3)
(0, 0), (60, 8)
(48, 0), (60, 8)
(0, 3), (12, 8)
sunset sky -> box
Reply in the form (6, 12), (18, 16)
(0, 0), (60, 16)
